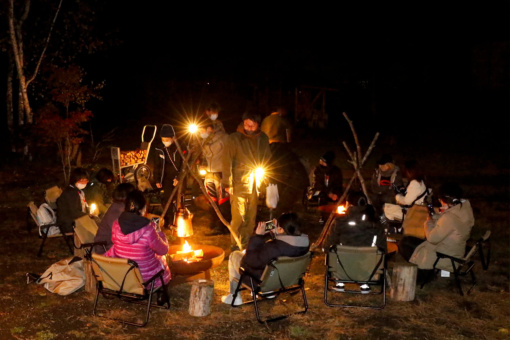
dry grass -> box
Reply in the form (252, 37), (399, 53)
(0, 134), (508, 340)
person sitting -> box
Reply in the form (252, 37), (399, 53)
(382, 159), (429, 228)
(105, 190), (171, 302)
(310, 150), (343, 206)
(83, 167), (114, 218)
(369, 154), (404, 218)
(221, 212), (310, 306)
(56, 168), (90, 234)
(398, 183), (474, 279)
(93, 183), (135, 254)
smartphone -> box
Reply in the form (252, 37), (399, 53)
(265, 220), (275, 231)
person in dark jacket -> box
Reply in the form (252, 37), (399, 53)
(56, 168), (90, 234)
(310, 150), (343, 206)
(93, 182), (135, 254)
(221, 212), (310, 305)
(83, 167), (114, 218)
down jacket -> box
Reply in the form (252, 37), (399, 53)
(409, 200), (474, 270)
(105, 212), (171, 286)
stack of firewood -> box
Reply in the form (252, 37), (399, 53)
(119, 149), (147, 167)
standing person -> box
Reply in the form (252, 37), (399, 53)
(222, 111), (272, 250)
(310, 151), (343, 206)
(83, 167), (114, 218)
(93, 182), (135, 254)
(260, 106), (292, 149)
(221, 212), (310, 305)
(56, 168), (90, 234)
(204, 102), (226, 134)
(370, 154), (404, 218)
(105, 190), (171, 304)
(149, 124), (183, 226)
(197, 122), (231, 235)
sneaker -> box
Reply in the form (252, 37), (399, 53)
(221, 294), (243, 306)
(332, 282), (345, 292)
(360, 284), (371, 294)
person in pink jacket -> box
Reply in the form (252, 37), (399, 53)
(105, 190), (171, 302)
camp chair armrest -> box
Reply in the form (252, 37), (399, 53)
(436, 252), (464, 264)
(142, 269), (165, 288)
(78, 241), (107, 249)
(239, 266), (263, 285)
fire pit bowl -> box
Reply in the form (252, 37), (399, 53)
(168, 244), (225, 276)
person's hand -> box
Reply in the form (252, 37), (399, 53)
(156, 183), (162, 189)
(255, 221), (266, 235)
(328, 193), (338, 201)
(172, 179), (179, 187)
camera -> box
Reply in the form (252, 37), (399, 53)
(265, 220), (275, 231)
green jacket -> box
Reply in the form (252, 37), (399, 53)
(222, 125), (271, 195)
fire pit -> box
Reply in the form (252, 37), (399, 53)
(168, 244), (225, 284)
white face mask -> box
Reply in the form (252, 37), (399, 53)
(210, 113), (218, 121)
(162, 141), (172, 147)
(76, 183), (87, 190)
(200, 132), (210, 139)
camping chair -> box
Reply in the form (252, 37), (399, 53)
(27, 201), (74, 257)
(422, 230), (492, 296)
(231, 252), (312, 323)
(73, 215), (106, 259)
(90, 253), (170, 327)
(44, 186), (63, 211)
(324, 245), (386, 309)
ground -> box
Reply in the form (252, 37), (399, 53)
(0, 130), (509, 340)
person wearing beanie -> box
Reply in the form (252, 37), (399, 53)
(310, 150), (343, 216)
(146, 124), (183, 227)
(369, 154), (404, 218)
(222, 110), (271, 250)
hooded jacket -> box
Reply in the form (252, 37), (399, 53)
(410, 200), (475, 270)
(222, 125), (271, 195)
(241, 233), (310, 280)
(105, 212), (171, 286)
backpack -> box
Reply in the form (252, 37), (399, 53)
(36, 203), (60, 237)
(30, 257), (85, 296)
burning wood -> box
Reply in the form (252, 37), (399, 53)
(337, 203), (347, 215)
(119, 149), (147, 167)
(171, 241), (204, 263)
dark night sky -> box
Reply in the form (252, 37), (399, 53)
(85, 2), (509, 149)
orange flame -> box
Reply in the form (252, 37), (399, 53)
(337, 204), (347, 215)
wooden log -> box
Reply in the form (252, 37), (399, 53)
(389, 259), (418, 301)
(188, 279), (214, 317)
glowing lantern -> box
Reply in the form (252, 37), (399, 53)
(188, 123), (198, 134)
(89, 203), (98, 216)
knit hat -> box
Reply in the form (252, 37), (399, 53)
(160, 124), (175, 138)
(377, 154), (393, 165)
(320, 151), (335, 165)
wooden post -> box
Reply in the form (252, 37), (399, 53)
(188, 279), (214, 317)
(73, 234), (96, 293)
(389, 259), (418, 302)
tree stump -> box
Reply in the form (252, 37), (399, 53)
(389, 258), (418, 301)
(188, 279), (214, 317)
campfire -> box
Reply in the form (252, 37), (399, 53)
(337, 203), (348, 215)
(171, 240), (204, 263)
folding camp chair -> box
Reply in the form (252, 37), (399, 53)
(90, 253), (170, 327)
(73, 215), (106, 259)
(324, 245), (386, 309)
(423, 230), (491, 296)
(231, 252), (312, 323)
(27, 201), (74, 257)
(44, 186), (63, 211)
